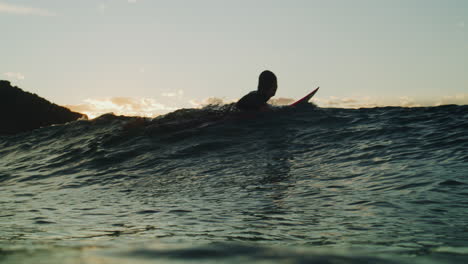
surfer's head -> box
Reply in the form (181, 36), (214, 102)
(258, 70), (277, 98)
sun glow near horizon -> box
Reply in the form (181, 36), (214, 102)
(66, 93), (468, 119)
(66, 97), (178, 119)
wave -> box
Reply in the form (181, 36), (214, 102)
(1, 104), (466, 186)
(1, 104), (468, 264)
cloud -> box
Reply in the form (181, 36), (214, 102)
(313, 94), (468, 109)
(435, 94), (468, 106)
(269, 97), (295, 105)
(161, 90), (184, 97)
(457, 21), (465, 28)
(189, 97), (237, 107)
(316, 96), (369, 107)
(3, 72), (25, 80)
(314, 96), (382, 108)
(0, 2), (56, 16)
(398, 96), (421, 107)
(128, 0), (137, 3)
(66, 97), (177, 119)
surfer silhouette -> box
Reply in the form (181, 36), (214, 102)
(236, 70), (277, 111)
(123, 70), (278, 131)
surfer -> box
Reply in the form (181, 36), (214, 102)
(236, 70), (277, 111)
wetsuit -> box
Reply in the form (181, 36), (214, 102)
(236, 91), (269, 111)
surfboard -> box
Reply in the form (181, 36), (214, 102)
(290, 87), (320, 107)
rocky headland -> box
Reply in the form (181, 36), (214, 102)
(0, 80), (87, 135)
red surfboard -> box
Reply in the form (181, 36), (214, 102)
(290, 87), (320, 107)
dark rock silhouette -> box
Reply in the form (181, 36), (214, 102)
(0, 80), (87, 135)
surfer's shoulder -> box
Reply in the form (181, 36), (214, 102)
(236, 91), (267, 111)
(238, 91), (259, 102)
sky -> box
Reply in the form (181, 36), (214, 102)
(1, 0), (467, 117)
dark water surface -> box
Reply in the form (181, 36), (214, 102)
(1, 104), (467, 263)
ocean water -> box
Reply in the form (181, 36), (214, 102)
(1, 104), (467, 264)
